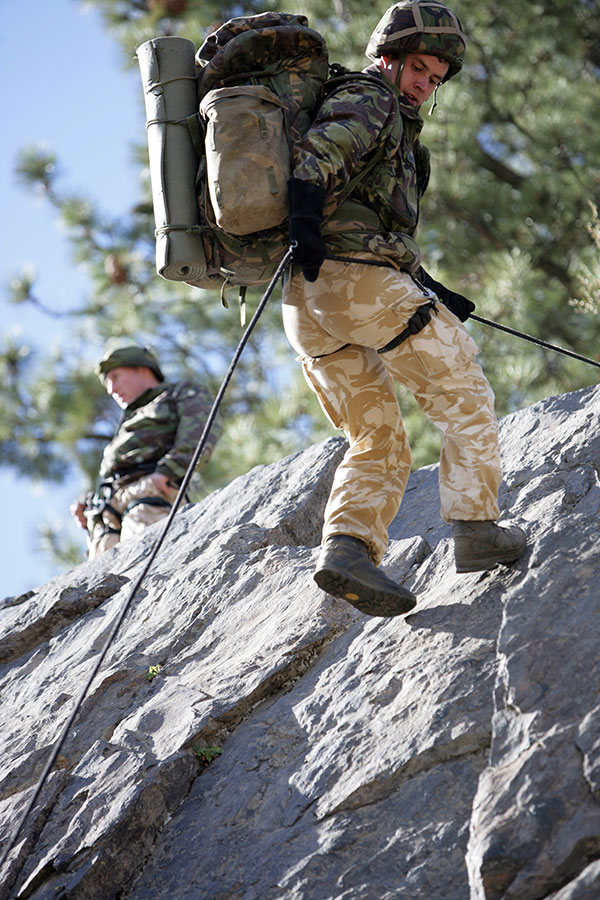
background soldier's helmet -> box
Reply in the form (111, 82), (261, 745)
(96, 345), (165, 383)
(366, 0), (466, 81)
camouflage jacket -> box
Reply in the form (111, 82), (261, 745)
(292, 65), (429, 272)
(98, 381), (217, 486)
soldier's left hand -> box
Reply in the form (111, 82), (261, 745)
(419, 268), (475, 322)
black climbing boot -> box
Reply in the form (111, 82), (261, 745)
(314, 535), (417, 617)
(452, 520), (526, 573)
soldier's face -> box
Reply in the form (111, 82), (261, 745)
(105, 366), (155, 408)
(384, 53), (449, 105)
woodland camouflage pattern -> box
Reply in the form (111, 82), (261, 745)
(99, 381), (216, 486)
(293, 66), (429, 273)
(185, 5), (464, 289)
(196, 11), (328, 145)
(365, 0), (466, 79)
(96, 345), (164, 382)
(282, 261), (501, 565)
(190, 13), (330, 286)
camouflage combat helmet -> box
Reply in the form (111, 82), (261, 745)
(96, 345), (164, 383)
(366, 0), (466, 81)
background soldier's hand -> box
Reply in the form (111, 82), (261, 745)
(70, 501), (88, 530)
(288, 177), (327, 283)
(151, 472), (178, 499)
(419, 268), (475, 322)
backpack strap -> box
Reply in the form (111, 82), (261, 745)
(186, 112), (206, 158)
(318, 70), (398, 217)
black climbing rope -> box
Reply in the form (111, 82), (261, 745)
(0, 249), (293, 877)
(470, 314), (600, 370)
(325, 255), (600, 371)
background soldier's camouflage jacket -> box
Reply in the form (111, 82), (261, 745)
(292, 64), (430, 273)
(98, 381), (217, 486)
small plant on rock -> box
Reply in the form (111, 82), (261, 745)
(193, 745), (222, 768)
(144, 664), (162, 682)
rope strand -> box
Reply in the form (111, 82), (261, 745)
(324, 254), (600, 371)
(2, 249), (596, 877)
(470, 314), (600, 369)
(0, 249), (293, 879)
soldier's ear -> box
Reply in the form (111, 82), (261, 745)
(379, 55), (403, 87)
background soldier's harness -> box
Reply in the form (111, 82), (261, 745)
(86, 461), (174, 538)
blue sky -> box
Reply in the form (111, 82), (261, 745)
(0, 0), (144, 596)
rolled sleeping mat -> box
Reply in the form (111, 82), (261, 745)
(137, 36), (208, 282)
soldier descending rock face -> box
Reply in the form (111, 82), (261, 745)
(70, 345), (217, 559)
(283, 0), (526, 617)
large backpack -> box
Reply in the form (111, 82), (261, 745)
(137, 13), (391, 299)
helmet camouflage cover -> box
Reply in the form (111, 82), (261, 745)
(96, 345), (165, 383)
(366, 0), (466, 81)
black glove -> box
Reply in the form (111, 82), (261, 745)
(418, 268), (475, 322)
(288, 177), (327, 283)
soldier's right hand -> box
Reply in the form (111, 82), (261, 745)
(288, 177), (327, 283)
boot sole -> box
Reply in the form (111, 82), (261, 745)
(314, 567), (417, 617)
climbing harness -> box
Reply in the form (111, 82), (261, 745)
(87, 481), (122, 533)
(0, 248), (293, 877)
(309, 257), (439, 359)
(378, 299), (438, 354)
(122, 496), (172, 515)
(86, 462), (175, 539)
(324, 254), (600, 371)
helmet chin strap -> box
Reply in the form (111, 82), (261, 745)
(394, 52), (406, 88)
(379, 53), (406, 88)
(428, 83), (440, 115)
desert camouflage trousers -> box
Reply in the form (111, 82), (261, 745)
(282, 257), (502, 565)
(86, 474), (178, 560)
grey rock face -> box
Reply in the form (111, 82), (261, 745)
(1, 386), (599, 900)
